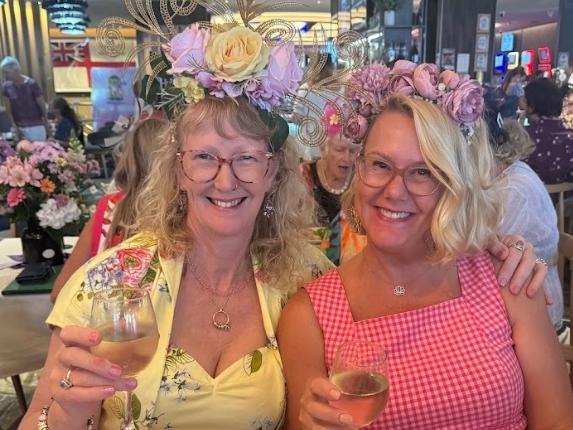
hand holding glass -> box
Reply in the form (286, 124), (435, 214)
(329, 340), (389, 428)
(90, 287), (159, 430)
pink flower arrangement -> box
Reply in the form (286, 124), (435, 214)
(343, 60), (485, 141)
(163, 24), (303, 111)
(0, 139), (100, 232)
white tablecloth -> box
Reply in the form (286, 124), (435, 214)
(0, 237), (77, 378)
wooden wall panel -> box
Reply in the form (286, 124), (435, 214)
(0, 1), (54, 103)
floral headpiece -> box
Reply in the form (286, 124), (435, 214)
(97, 1), (368, 150)
(343, 60), (485, 142)
(323, 101), (343, 137)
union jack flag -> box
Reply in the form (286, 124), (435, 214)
(50, 39), (89, 65)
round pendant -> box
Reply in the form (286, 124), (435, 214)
(212, 309), (231, 331)
(393, 285), (406, 296)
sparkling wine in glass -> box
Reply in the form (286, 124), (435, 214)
(90, 287), (159, 430)
(329, 340), (389, 428)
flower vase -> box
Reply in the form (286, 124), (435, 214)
(384, 10), (396, 26)
(21, 220), (64, 266)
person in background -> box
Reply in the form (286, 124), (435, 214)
(279, 62), (570, 430)
(0, 56), (48, 141)
(301, 102), (361, 264)
(484, 66), (526, 120)
(50, 118), (167, 303)
(524, 78), (573, 185)
(292, 54), (336, 161)
(487, 111), (565, 339)
(51, 96), (83, 145)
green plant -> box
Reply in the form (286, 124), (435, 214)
(376, 0), (404, 11)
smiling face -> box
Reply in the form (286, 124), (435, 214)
(178, 120), (277, 241)
(354, 110), (442, 255)
(323, 136), (361, 181)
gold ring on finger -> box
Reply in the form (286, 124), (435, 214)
(59, 367), (74, 390)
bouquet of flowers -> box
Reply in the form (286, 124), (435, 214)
(0, 137), (101, 236)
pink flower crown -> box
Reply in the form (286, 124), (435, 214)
(343, 60), (485, 141)
(163, 23), (303, 112)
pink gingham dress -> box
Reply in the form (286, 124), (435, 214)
(305, 253), (527, 429)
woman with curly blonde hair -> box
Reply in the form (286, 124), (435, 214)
(22, 92), (332, 430)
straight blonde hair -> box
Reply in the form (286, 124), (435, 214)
(344, 95), (500, 263)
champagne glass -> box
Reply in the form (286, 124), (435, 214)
(90, 287), (160, 430)
(329, 340), (389, 428)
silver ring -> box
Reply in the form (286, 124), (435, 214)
(59, 367), (73, 390)
(509, 240), (525, 252)
(535, 258), (548, 267)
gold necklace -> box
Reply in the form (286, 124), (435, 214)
(186, 258), (253, 331)
(391, 264), (436, 296)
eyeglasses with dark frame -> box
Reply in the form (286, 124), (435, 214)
(177, 149), (274, 184)
(356, 155), (441, 196)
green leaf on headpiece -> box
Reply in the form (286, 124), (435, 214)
(140, 75), (161, 105)
(164, 87), (185, 120)
(256, 107), (289, 151)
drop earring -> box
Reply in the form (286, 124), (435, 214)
(263, 196), (275, 218)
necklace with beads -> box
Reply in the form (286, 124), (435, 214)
(317, 160), (352, 195)
(186, 257), (253, 331)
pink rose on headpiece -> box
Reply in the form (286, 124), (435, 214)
(413, 63), (440, 100)
(388, 74), (415, 97)
(441, 79), (484, 125)
(392, 60), (417, 75)
(165, 23), (210, 75)
(344, 114), (368, 140)
(323, 102), (342, 137)
(439, 70), (461, 90)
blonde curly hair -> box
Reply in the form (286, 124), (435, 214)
(343, 95), (500, 263)
(134, 96), (316, 288)
(492, 120), (536, 165)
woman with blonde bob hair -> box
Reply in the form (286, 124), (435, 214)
(279, 61), (573, 430)
(22, 93), (332, 430)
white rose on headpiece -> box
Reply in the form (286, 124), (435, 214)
(205, 26), (270, 82)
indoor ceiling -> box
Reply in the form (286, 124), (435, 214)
(86, 0), (329, 26)
(495, 0), (559, 32)
(85, 0), (560, 33)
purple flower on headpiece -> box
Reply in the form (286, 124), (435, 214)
(346, 64), (391, 114)
(413, 63), (440, 100)
(441, 79), (484, 125)
(388, 74), (416, 97)
(439, 70), (461, 90)
(392, 60), (417, 75)
(344, 114), (369, 140)
(165, 23), (210, 75)
(244, 43), (302, 111)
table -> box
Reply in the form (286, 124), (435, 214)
(0, 237), (77, 411)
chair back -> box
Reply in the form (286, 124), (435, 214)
(546, 182), (573, 232)
(557, 232), (573, 387)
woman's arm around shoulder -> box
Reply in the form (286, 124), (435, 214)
(501, 282), (573, 429)
(278, 289), (357, 430)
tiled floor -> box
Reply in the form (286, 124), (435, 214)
(0, 371), (39, 430)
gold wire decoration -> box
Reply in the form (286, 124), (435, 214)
(97, 0), (369, 147)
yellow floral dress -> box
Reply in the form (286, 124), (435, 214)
(47, 233), (332, 430)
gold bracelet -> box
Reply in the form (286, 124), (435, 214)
(38, 401), (95, 430)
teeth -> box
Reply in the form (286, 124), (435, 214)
(211, 198), (243, 208)
(379, 208), (410, 219)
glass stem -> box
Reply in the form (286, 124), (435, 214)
(121, 391), (136, 430)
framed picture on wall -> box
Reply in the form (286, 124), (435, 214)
(476, 14), (491, 32)
(474, 52), (488, 72)
(442, 48), (456, 70)
(475, 33), (489, 53)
